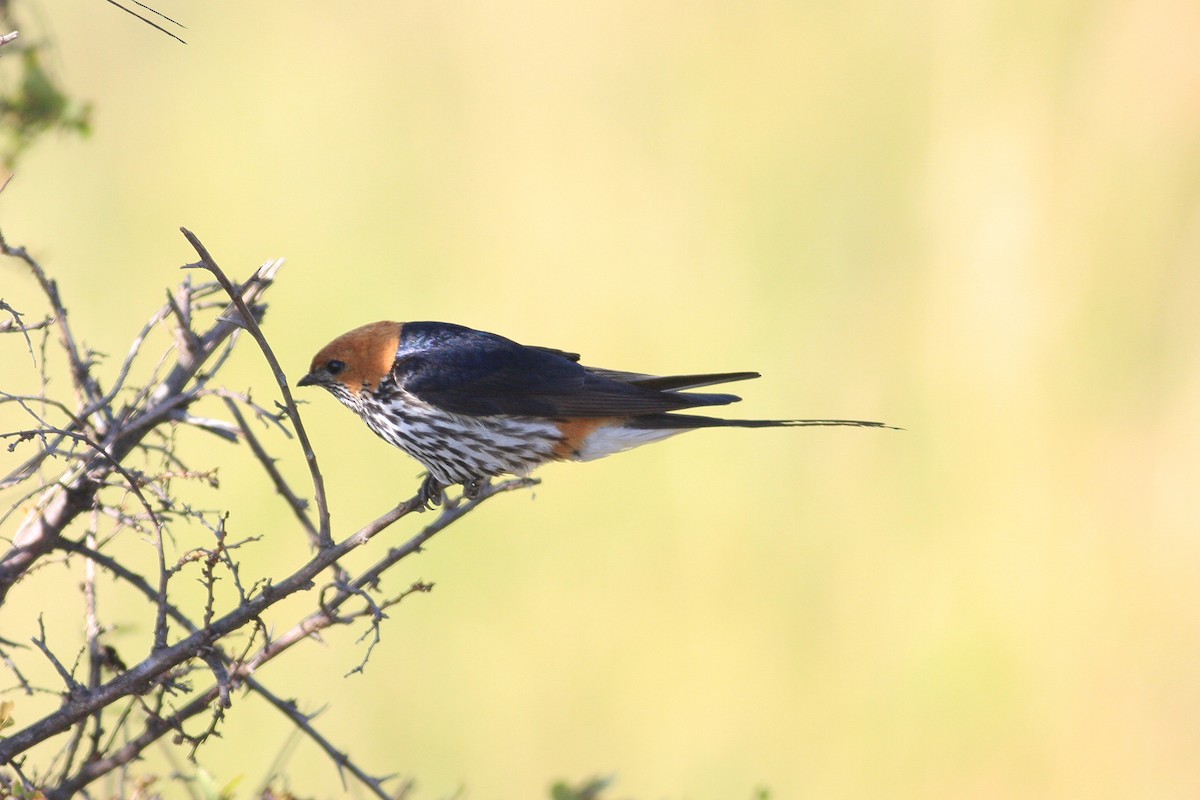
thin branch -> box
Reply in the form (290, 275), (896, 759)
(0, 281), (195, 486)
(222, 396), (318, 547)
(239, 478), (537, 679)
(28, 479), (534, 796)
(248, 691), (396, 800)
(0, 391), (82, 427)
(0, 638), (33, 696)
(30, 616), (84, 696)
(180, 229), (332, 548)
(0, 493), (419, 761)
(344, 581), (433, 678)
(57, 535), (387, 796)
(101, 0), (186, 44)
(128, 0), (185, 29)
(83, 524), (106, 764)
(0, 250), (283, 603)
(0, 315), (53, 334)
(1, 425), (170, 577)
(0, 233), (107, 426)
(2, 231), (542, 798)
(0, 299), (40, 363)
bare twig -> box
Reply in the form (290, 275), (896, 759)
(223, 396), (318, 546)
(0, 315), (53, 334)
(57, 534), (394, 797)
(30, 616), (84, 696)
(1, 424), (169, 585)
(0, 300), (40, 365)
(0, 636), (33, 696)
(248, 691), (397, 799)
(101, 0), (186, 44)
(344, 581), (434, 678)
(35, 483), (529, 798)
(0, 240), (283, 602)
(0, 237), (105, 425)
(239, 478), (536, 681)
(82, 524), (105, 764)
(1, 230), (540, 798)
(0, 490), (415, 761)
(180, 229), (332, 548)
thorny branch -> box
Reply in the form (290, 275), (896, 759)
(0, 230), (536, 797)
(180, 226), (333, 549)
(0, 229), (282, 601)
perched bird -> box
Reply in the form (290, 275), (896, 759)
(298, 321), (889, 505)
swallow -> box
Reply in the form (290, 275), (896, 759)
(299, 321), (890, 505)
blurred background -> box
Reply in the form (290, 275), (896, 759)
(2, 0), (1200, 797)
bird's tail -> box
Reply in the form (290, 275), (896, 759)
(627, 413), (897, 430)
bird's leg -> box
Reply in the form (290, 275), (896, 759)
(414, 474), (446, 510)
(461, 477), (490, 500)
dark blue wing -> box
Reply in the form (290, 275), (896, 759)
(394, 322), (744, 418)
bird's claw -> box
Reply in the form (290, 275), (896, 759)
(462, 477), (489, 500)
(414, 474), (445, 511)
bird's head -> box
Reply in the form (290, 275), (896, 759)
(298, 321), (403, 399)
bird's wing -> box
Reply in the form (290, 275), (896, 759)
(583, 368), (761, 392)
(528, 345), (582, 361)
(394, 326), (740, 418)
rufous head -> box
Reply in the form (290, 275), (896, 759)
(298, 321), (403, 396)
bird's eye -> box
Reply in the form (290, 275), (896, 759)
(326, 359), (347, 376)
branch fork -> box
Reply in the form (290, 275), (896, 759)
(0, 229), (536, 798)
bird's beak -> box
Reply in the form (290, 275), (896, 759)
(297, 372), (318, 387)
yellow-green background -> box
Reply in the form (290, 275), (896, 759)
(3, 0), (1200, 797)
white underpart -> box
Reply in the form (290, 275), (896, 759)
(574, 425), (685, 461)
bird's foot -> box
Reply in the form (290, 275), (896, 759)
(461, 477), (490, 500)
(413, 474), (446, 511)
